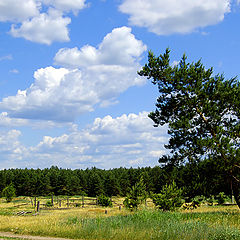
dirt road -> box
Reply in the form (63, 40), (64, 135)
(0, 232), (76, 240)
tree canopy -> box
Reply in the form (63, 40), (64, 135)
(139, 49), (240, 207)
(0, 165), (230, 201)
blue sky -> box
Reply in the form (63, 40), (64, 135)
(0, 0), (239, 169)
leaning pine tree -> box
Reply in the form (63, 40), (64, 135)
(139, 49), (240, 207)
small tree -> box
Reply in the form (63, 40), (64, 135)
(98, 194), (112, 207)
(215, 192), (228, 205)
(124, 177), (147, 211)
(45, 200), (53, 207)
(2, 184), (16, 202)
(152, 181), (182, 211)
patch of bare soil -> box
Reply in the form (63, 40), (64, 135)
(0, 232), (77, 240)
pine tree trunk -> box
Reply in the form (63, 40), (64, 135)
(231, 178), (240, 208)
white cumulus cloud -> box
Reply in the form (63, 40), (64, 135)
(0, 112), (168, 169)
(26, 112), (168, 169)
(10, 9), (71, 45)
(0, 0), (86, 44)
(54, 26), (146, 67)
(0, 129), (28, 169)
(0, 112), (74, 129)
(0, 27), (147, 122)
(119, 0), (231, 35)
(0, 0), (40, 22)
(0, 112), (28, 127)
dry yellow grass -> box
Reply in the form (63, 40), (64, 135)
(1, 197), (240, 240)
(0, 198), (130, 239)
(180, 204), (239, 213)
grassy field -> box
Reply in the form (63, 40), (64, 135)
(0, 197), (240, 240)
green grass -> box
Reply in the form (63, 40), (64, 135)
(0, 209), (14, 216)
(0, 196), (240, 240)
(56, 208), (240, 240)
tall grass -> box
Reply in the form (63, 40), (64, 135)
(0, 206), (240, 239)
(58, 209), (240, 240)
(0, 197), (240, 240)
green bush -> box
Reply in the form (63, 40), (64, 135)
(2, 184), (16, 202)
(152, 181), (182, 211)
(123, 196), (140, 210)
(207, 196), (214, 206)
(182, 201), (200, 210)
(124, 177), (147, 211)
(45, 200), (53, 207)
(98, 194), (112, 207)
(215, 192), (227, 205)
(183, 195), (205, 209)
(192, 195), (206, 205)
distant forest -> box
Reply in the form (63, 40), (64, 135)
(0, 161), (230, 199)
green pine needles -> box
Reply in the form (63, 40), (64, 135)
(2, 184), (16, 202)
(139, 48), (240, 208)
(124, 177), (147, 210)
(152, 181), (182, 211)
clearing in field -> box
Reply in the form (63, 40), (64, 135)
(0, 196), (240, 240)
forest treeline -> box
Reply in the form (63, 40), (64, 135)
(0, 160), (230, 199)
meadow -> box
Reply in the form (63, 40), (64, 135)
(0, 197), (240, 240)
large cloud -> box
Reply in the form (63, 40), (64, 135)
(4, 112), (167, 169)
(0, 27), (147, 122)
(54, 26), (146, 67)
(119, 0), (231, 35)
(0, 112), (74, 129)
(0, 129), (27, 169)
(0, 0), (86, 44)
(11, 9), (71, 45)
(0, 0), (39, 22)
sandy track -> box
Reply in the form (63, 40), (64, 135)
(0, 232), (77, 240)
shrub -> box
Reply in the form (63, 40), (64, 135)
(123, 196), (140, 210)
(182, 201), (200, 210)
(45, 200), (53, 207)
(124, 177), (147, 211)
(207, 196), (215, 206)
(192, 195), (206, 205)
(98, 194), (112, 207)
(215, 192), (227, 205)
(2, 184), (16, 202)
(182, 195), (205, 210)
(152, 181), (182, 211)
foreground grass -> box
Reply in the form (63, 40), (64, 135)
(0, 198), (240, 240)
